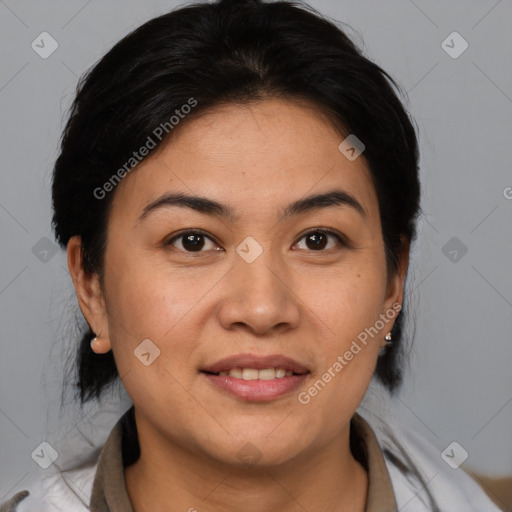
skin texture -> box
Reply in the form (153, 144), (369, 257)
(68, 98), (408, 512)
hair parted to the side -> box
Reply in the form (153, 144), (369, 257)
(52, 0), (421, 405)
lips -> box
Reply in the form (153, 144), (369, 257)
(201, 353), (310, 375)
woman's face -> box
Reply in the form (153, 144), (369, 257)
(77, 98), (406, 466)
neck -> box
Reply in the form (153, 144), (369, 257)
(125, 414), (367, 512)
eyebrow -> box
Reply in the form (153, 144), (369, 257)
(138, 189), (366, 222)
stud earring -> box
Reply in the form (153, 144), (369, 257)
(90, 331), (105, 352)
(379, 332), (393, 357)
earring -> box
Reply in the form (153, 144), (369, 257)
(90, 331), (106, 353)
(379, 332), (393, 357)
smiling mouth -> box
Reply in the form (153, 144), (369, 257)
(200, 354), (311, 401)
(200, 367), (310, 402)
(201, 368), (308, 380)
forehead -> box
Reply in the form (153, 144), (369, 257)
(110, 98), (378, 223)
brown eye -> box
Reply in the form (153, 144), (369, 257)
(295, 229), (346, 251)
(166, 230), (219, 253)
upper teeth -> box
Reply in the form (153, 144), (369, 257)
(217, 368), (294, 379)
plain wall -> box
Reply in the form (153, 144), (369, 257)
(1, 0), (511, 502)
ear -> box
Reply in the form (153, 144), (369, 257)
(383, 236), (410, 322)
(67, 236), (112, 354)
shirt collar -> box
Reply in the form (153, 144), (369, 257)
(351, 413), (399, 512)
(90, 406), (397, 511)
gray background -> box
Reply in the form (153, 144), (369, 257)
(1, 0), (511, 504)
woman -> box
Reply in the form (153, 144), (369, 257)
(1, 0), (501, 510)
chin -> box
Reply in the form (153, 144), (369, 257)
(198, 429), (306, 468)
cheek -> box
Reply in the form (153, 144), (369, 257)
(297, 249), (388, 411)
(101, 251), (216, 373)
(101, 260), (210, 414)
(105, 234), (215, 326)
(302, 247), (389, 341)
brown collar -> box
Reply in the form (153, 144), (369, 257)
(351, 413), (398, 512)
(90, 407), (397, 511)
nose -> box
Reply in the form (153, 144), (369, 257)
(216, 248), (301, 335)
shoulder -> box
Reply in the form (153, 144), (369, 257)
(362, 410), (502, 511)
(1, 405), (135, 512)
(0, 458), (99, 512)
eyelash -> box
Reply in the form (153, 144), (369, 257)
(165, 228), (348, 254)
